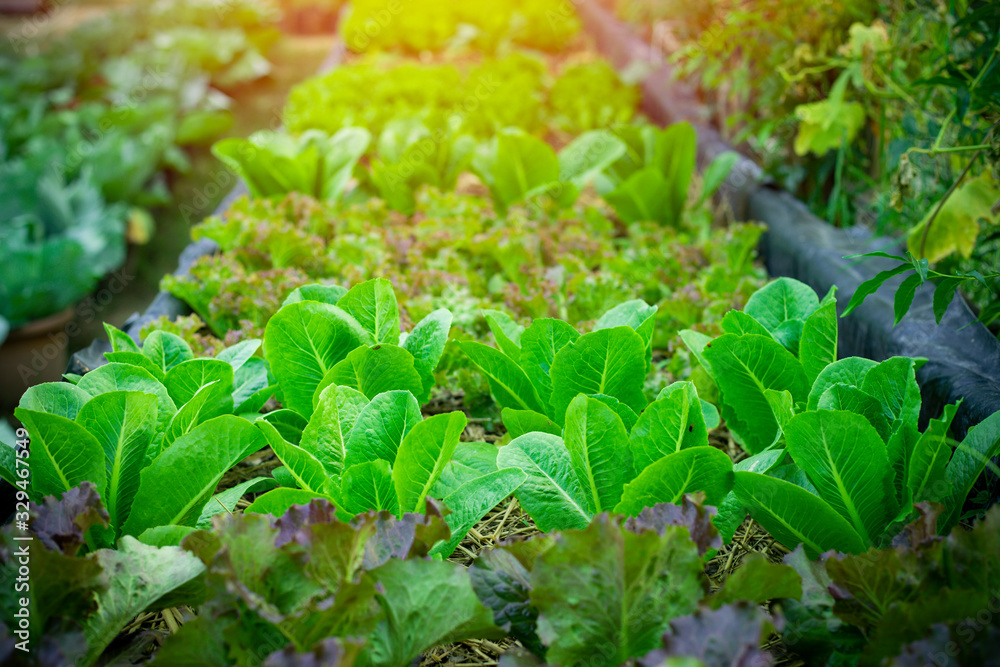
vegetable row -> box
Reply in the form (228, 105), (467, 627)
(0, 0), (278, 334)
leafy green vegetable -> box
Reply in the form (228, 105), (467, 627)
(264, 282), (451, 416)
(698, 332), (809, 453)
(123, 415), (265, 538)
(497, 432), (592, 532)
(530, 514), (704, 664)
(700, 277), (998, 554)
(212, 128), (370, 202)
(564, 395), (634, 514)
(615, 447), (734, 515)
(600, 123), (697, 226)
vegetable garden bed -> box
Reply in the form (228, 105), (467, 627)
(5, 1), (1000, 666)
(576, 0), (1000, 444)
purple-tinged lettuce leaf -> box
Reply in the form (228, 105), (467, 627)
(30, 482), (109, 556)
(470, 537), (555, 657)
(782, 505), (1000, 665)
(359, 503), (451, 570)
(624, 496), (721, 556)
(530, 514), (704, 665)
(638, 602), (778, 667)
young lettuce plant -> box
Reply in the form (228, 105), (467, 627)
(683, 277), (1000, 555)
(212, 127), (370, 202)
(365, 117), (477, 215)
(471, 128), (628, 214)
(461, 302), (733, 531)
(250, 279), (525, 556)
(596, 122), (696, 227)
(263, 278), (451, 419)
(1, 326), (277, 548)
(469, 497), (791, 666)
(244, 389), (526, 558)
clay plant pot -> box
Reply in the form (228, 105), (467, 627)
(0, 0), (47, 15)
(0, 306), (75, 410)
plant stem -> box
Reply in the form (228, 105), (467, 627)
(917, 118), (1000, 259)
(918, 149), (982, 259)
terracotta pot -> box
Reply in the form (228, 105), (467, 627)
(0, 0), (47, 15)
(0, 307), (76, 410)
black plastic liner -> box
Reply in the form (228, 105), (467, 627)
(578, 0), (1000, 500)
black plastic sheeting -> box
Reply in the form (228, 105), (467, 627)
(578, 0), (1000, 499)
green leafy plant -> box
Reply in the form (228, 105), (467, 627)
(684, 277), (1000, 554)
(262, 279), (450, 417)
(212, 127), (371, 202)
(232, 279), (528, 556)
(468, 495), (798, 665)
(461, 302), (735, 530)
(0, 169), (127, 327)
(596, 123), (699, 226)
(471, 511), (706, 664)
(364, 117), (476, 214)
(0, 484), (207, 667)
(0, 326), (275, 545)
(472, 128), (627, 213)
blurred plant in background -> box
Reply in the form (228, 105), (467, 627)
(0, 0), (278, 335)
(657, 0), (1000, 331)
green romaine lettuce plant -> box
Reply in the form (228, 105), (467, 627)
(597, 122), (698, 227)
(212, 127), (370, 202)
(239, 279), (525, 555)
(262, 278), (450, 417)
(462, 302), (733, 531)
(471, 128), (627, 214)
(1, 326), (276, 546)
(684, 277), (1000, 554)
(365, 117), (476, 214)
(246, 390), (526, 558)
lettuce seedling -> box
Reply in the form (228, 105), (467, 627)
(684, 277), (1000, 554)
(2, 327), (278, 547)
(463, 301), (733, 532)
